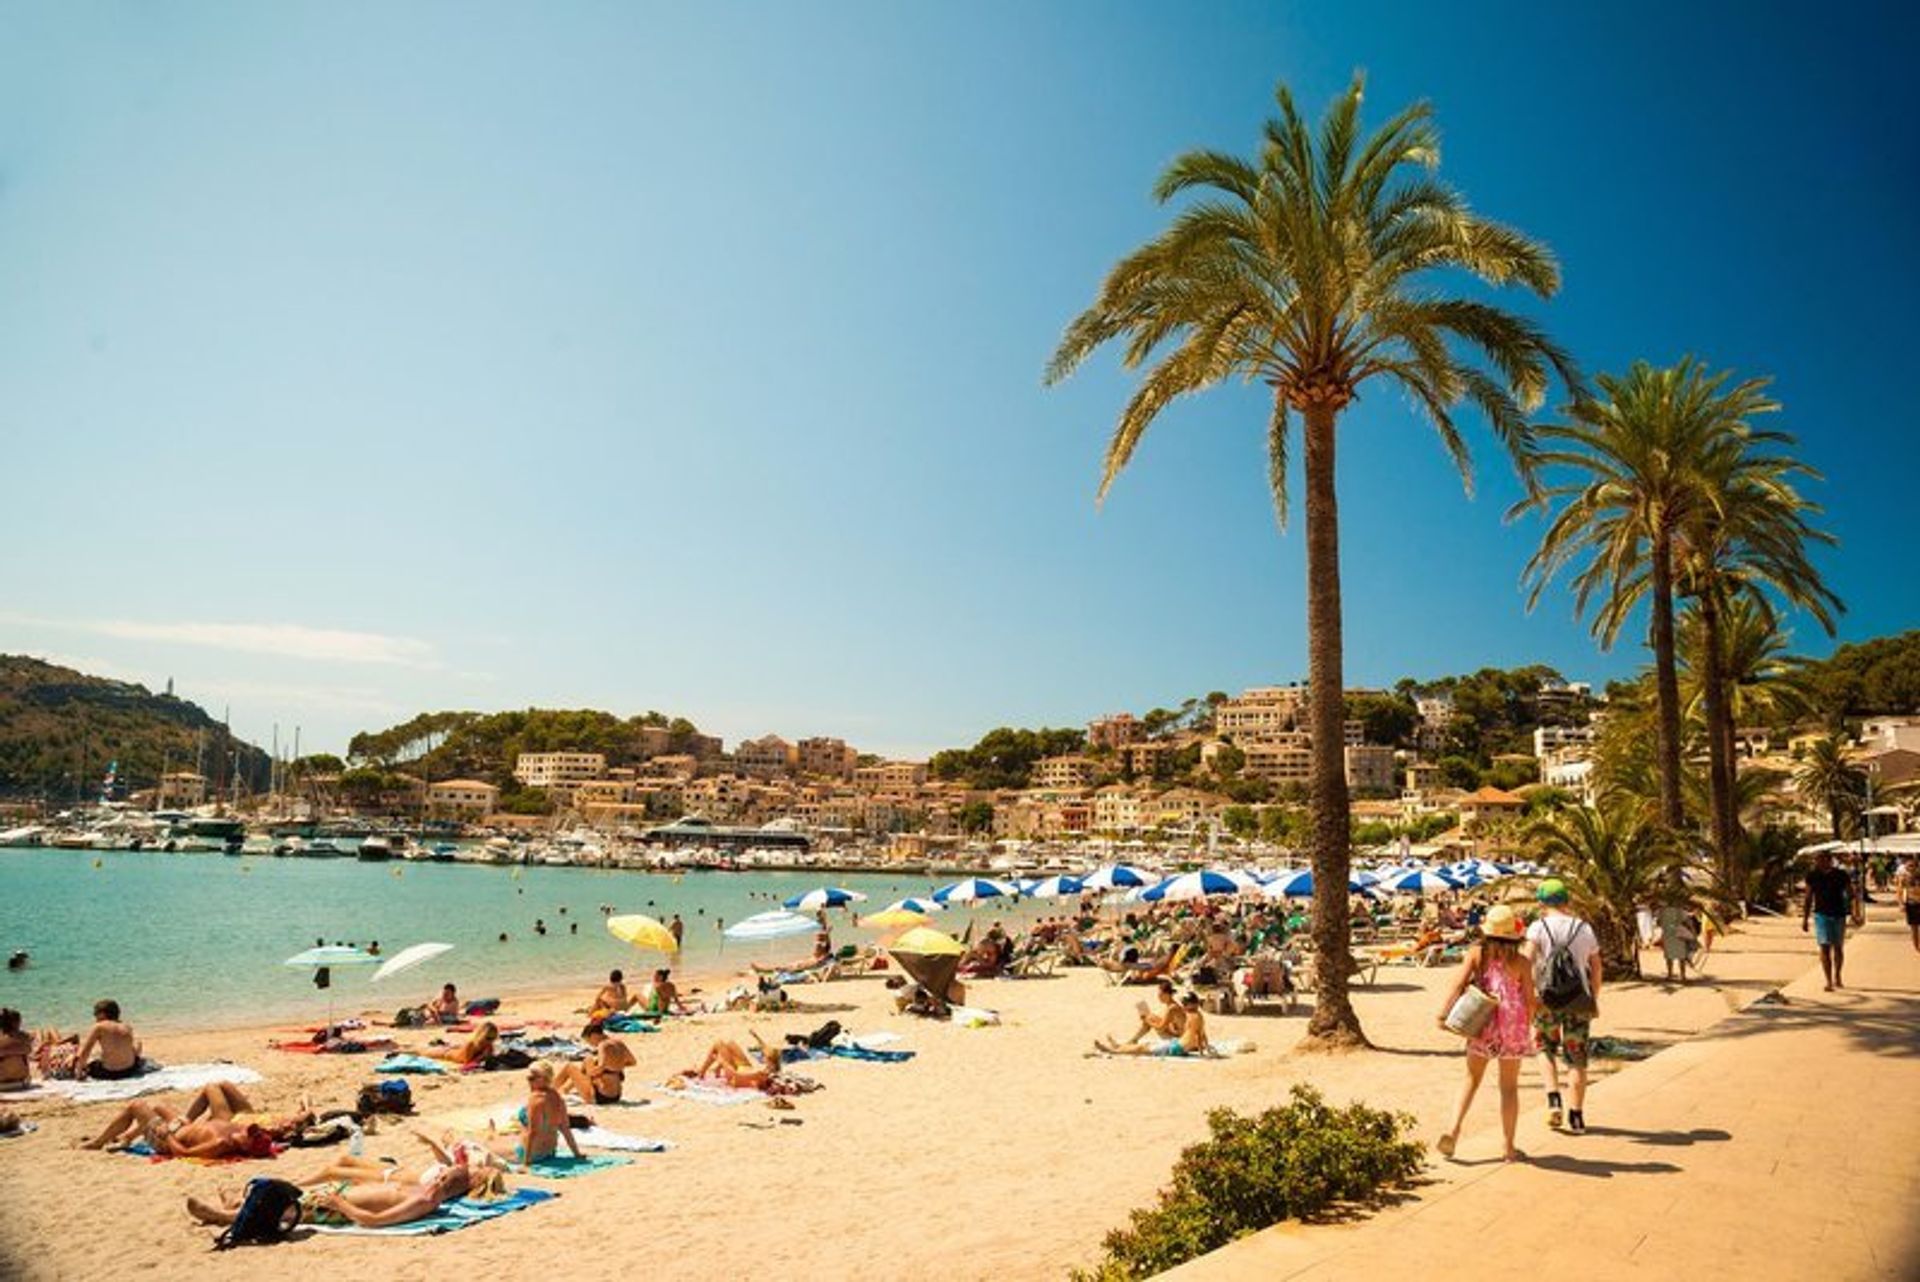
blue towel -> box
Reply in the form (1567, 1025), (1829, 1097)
(524, 1153), (631, 1179)
(829, 1045), (915, 1063)
(602, 1015), (659, 1034)
(311, 1187), (557, 1236)
(375, 1054), (450, 1075)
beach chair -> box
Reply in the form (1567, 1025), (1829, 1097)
(1007, 948), (1061, 979)
(1103, 943), (1192, 987)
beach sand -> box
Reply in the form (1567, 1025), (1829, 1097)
(0, 919), (1816, 1281)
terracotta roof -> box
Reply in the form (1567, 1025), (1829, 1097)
(1462, 785), (1525, 806)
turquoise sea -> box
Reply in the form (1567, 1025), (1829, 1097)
(0, 850), (1048, 1031)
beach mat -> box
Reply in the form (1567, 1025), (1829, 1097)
(120, 1139), (283, 1164)
(574, 1125), (670, 1153)
(523, 1153), (632, 1179)
(310, 1187), (556, 1236)
(601, 1015), (660, 1034)
(32, 1064), (263, 1103)
(375, 1054), (452, 1075)
(656, 1081), (762, 1107)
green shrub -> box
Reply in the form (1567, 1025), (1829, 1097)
(1071, 1085), (1425, 1280)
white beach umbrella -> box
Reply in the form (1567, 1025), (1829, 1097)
(283, 945), (376, 1036)
(371, 941), (454, 984)
(723, 910), (820, 942)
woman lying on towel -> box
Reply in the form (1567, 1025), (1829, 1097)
(668, 1032), (803, 1092)
(189, 1164), (474, 1230)
(83, 1081), (316, 1157)
(423, 1021), (499, 1066)
(297, 1130), (508, 1195)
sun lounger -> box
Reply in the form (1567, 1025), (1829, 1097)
(1008, 949), (1061, 979)
(310, 1187), (556, 1236)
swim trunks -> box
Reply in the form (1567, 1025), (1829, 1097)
(1533, 1009), (1592, 1069)
(1813, 913), (1847, 947)
(1155, 1041), (1187, 1058)
(1904, 902), (1920, 927)
(84, 1061), (142, 1081)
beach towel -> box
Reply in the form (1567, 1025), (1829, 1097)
(950, 1005), (1001, 1028)
(309, 1187), (556, 1237)
(119, 1139), (283, 1165)
(573, 1125), (670, 1153)
(503, 1036), (588, 1061)
(656, 1081), (763, 1107)
(523, 1153), (632, 1179)
(374, 1054), (452, 1075)
(602, 1015), (660, 1034)
(829, 1044), (914, 1063)
(32, 1063), (263, 1103)
(0, 1122), (36, 1140)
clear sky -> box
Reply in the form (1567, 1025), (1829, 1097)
(2, 2), (1915, 760)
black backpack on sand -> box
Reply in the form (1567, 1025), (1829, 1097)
(213, 1178), (303, 1250)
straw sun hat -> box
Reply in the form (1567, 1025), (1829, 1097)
(1481, 904), (1526, 940)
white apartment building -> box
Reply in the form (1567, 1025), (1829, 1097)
(1216, 686), (1309, 738)
(512, 752), (606, 789)
(1861, 717), (1920, 753)
(1532, 725), (1596, 759)
(1093, 785), (1147, 833)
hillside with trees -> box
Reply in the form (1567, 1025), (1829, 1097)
(347, 707), (712, 786)
(929, 726), (1089, 789)
(0, 655), (269, 801)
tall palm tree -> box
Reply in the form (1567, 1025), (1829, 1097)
(1667, 408), (1840, 898)
(1792, 735), (1867, 841)
(1515, 358), (1769, 835)
(1046, 74), (1575, 1046)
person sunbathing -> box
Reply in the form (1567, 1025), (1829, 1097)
(424, 1021), (499, 1066)
(1099, 945), (1185, 984)
(553, 1022), (637, 1104)
(427, 983), (463, 1024)
(672, 1033), (783, 1090)
(1096, 992), (1210, 1057)
(1121, 981), (1187, 1044)
(752, 933), (834, 976)
(592, 969), (635, 1016)
(181, 1080), (317, 1139)
(81, 1099), (282, 1159)
(0, 1008), (31, 1090)
(189, 1163), (473, 1230)
(298, 1131), (506, 1192)
(73, 999), (143, 1079)
(486, 1062), (582, 1166)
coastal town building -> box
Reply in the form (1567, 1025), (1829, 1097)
(156, 770), (207, 808)
(855, 760), (928, 793)
(733, 735), (797, 778)
(634, 725), (672, 758)
(1533, 724), (1596, 758)
(1860, 717), (1920, 754)
(1215, 686), (1309, 738)
(425, 778), (499, 818)
(1119, 739), (1174, 775)
(796, 736), (858, 779)
(1459, 784), (1526, 832)
(1031, 754), (1096, 789)
(1242, 736), (1312, 784)
(1087, 713), (1142, 750)
(1344, 745), (1397, 794)
(513, 752), (607, 789)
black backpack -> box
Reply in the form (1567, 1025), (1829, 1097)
(785, 1019), (843, 1051)
(212, 1178), (303, 1250)
(1539, 919), (1592, 1013)
(355, 1079), (413, 1116)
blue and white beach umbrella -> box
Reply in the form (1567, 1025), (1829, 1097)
(784, 886), (869, 912)
(1265, 869), (1373, 899)
(1379, 868), (1462, 894)
(724, 910), (820, 941)
(1140, 870), (1244, 902)
(1081, 864), (1153, 892)
(1025, 874), (1085, 899)
(883, 896), (944, 915)
(933, 877), (1021, 905)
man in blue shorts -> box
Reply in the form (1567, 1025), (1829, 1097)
(1802, 850), (1856, 991)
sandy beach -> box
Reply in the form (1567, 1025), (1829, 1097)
(0, 915), (1825, 1281)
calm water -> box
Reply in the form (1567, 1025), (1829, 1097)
(0, 850), (1046, 1031)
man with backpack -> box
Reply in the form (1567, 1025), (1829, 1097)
(1526, 879), (1602, 1135)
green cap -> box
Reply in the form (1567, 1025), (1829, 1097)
(1536, 877), (1569, 905)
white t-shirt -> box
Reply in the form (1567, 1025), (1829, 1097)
(1527, 912), (1597, 989)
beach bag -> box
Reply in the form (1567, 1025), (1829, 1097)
(1443, 982), (1499, 1038)
(393, 1006), (424, 1028)
(356, 1079), (413, 1117)
(484, 1048), (533, 1071)
(212, 1178), (302, 1250)
(1539, 920), (1594, 1015)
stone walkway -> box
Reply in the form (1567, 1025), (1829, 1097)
(1169, 908), (1920, 1281)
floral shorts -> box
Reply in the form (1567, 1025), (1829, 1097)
(1534, 1010), (1591, 1069)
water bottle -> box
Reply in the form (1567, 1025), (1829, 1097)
(346, 1119), (365, 1157)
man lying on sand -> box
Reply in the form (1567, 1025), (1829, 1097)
(1096, 992), (1210, 1057)
(82, 1081), (315, 1157)
(189, 1164), (474, 1230)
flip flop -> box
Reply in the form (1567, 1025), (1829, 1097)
(1436, 1134), (1456, 1158)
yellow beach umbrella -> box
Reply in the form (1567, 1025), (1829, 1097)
(887, 925), (965, 957)
(607, 914), (679, 954)
(860, 908), (929, 931)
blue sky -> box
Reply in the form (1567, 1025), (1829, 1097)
(2, 2), (1915, 759)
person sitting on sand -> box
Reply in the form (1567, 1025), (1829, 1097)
(1096, 992), (1209, 1057)
(0, 1008), (31, 1090)
(672, 1033), (783, 1091)
(189, 1164), (473, 1231)
(487, 1061), (582, 1167)
(642, 968), (686, 1016)
(73, 999), (143, 1080)
(593, 969), (636, 1015)
(1121, 980), (1186, 1045)
(553, 1021), (637, 1104)
(425, 1021), (499, 1066)
(427, 983), (462, 1024)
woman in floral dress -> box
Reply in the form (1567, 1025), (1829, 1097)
(1436, 904), (1538, 1162)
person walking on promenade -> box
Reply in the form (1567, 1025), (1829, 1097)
(1802, 849), (1857, 991)
(1436, 905), (1537, 1163)
(1526, 879), (1602, 1135)
(1894, 855), (1920, 954)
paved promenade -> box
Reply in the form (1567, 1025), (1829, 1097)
(1171, 908), (1920, 1281)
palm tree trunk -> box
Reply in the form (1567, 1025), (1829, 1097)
(1698, 590), (1738, 902)
(1302, 403), (1366, 1047)
(1649, 530), (1686, 831)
